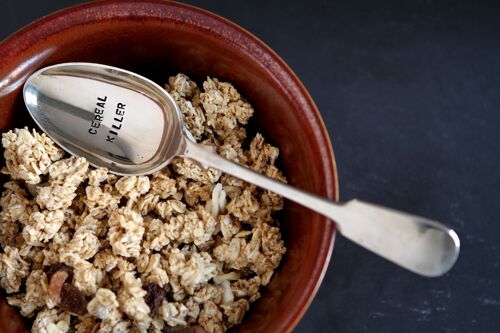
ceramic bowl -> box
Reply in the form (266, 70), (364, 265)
(0, 1), (338, 332)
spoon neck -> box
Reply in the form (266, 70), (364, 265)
(180, 137), (217, 169)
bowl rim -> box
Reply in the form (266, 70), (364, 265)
(0, 1), (339, 332)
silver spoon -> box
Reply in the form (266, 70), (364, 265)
(23, 62), (459, 277)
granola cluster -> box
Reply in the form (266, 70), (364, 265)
(0, 74), (286, 333)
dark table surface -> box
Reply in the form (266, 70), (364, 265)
(1, 1), (499, 332)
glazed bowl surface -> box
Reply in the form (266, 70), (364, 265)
(0, 1), (338, 332)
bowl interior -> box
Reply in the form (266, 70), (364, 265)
(0, 1), (337, 332)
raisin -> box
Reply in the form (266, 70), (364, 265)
(119, 197), (128, 207)
(144, 283), (168, 316)
(59, 283), (89, 315)
(46, 263), (74, 304)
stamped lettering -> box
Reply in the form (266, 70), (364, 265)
(106, 103), (126, 143)
(87, 97), (126, 143)
(88, 96), (107, 135)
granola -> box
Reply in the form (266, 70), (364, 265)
(0, 74), (286, 332)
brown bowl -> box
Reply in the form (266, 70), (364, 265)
(0, 1), (338, 332)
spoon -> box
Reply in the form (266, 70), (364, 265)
(23, 62), (459, 277)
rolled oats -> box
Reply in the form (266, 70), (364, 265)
(198, 301), (225, 333)
(167, 249), (217, 295)
(166, 74), (205, 141)
(108, 208), (145, 258)
(0, 246), (30, 293)
(0, 181), (34, 226)
(32, 308), (71, 333)
(74, 314), (98, 333)
(23, 210), (65, 246)
(7, 269), (50, 317)
(160, 301), (189, 327)
(118, 272), (152, 332)
(1, 128), (64, 184)
(87, 288), (121, 322)
(0, 74), (286, 332)
(164, 208), (217, 246)
(137, 253), (169, 287)
(36, 156), (89, 211)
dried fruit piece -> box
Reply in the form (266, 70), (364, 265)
(59, 283), (89, 315)
(144, 283), (168, 317)
(48, 270), (69, 304)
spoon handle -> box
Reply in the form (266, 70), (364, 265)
(182, 139), (459, 277)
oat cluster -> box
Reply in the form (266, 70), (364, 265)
(0, 74), (286, 333)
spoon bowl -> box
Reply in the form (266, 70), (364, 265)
(24, 63), (186, 175)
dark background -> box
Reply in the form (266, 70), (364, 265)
(1, 1), (499, 332)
